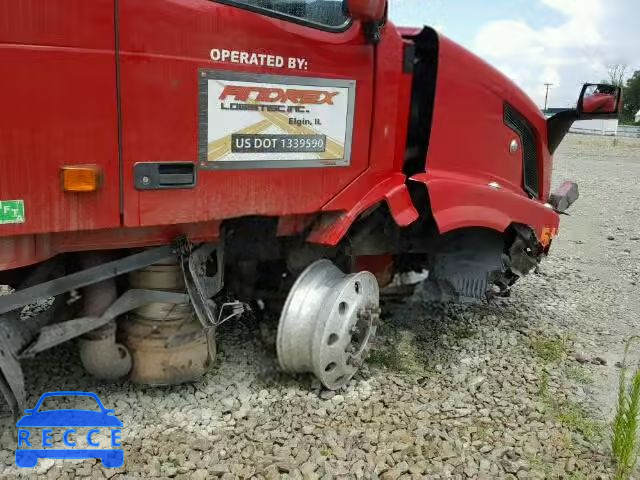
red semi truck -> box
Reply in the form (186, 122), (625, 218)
(0, 0), (621, 415)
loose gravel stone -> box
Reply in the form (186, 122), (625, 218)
(1, 134), (637, 479)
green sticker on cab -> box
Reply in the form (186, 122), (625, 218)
(0, 200), (25, 224)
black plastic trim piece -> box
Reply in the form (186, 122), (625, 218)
(134, 162), (196, 190)
(546, 109), (578, 155)
(401, 27), (439, 177)
(403, 43), (416, 74)
(504, 103), (540, 198)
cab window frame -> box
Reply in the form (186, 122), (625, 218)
(213, 0), (353, 33)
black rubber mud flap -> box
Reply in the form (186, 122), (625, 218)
(421, 229), (505, 303)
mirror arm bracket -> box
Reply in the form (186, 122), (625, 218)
(363, 21), (383, 44)
(547, 109), (578, 155)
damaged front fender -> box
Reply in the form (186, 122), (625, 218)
(307, 173), (419, 246)
(410, 171), (560, 241)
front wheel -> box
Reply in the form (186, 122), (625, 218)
(277, 259), (380, 390)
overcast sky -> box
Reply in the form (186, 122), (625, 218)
(389, 0), (640, 109)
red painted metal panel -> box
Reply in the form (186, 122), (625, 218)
(306, 24), (415, 245)
(307, 173), (418, 245)
(118, 0), (375, 227)
(0, 223), (218, 271)
(0, 3), (563, 272)
(425, 35), (552, 200)
(411, 171), (559, 240)
(407, 34), (558, 239)
(393, 40), (415, 173)
(0, 0), (115, 48)
(0, 0), (120, 236)
(346, 0), (387, 24)
(0, 214), (320, 270)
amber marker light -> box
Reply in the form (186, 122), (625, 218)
(61, 165), (103, 192)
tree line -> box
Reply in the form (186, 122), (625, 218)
(606, 64), (640, 125)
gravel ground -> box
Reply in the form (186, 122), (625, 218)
(1, 133), (639, 479)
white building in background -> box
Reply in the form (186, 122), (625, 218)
(571, 118), (619, 136)
(544, 108), (640, 137)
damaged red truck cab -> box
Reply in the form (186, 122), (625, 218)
(0, 0), (621, 415)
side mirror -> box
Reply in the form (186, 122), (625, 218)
(343, 0), (387, 24)
(577, 83), (622, 118)
(23, 409), (34, 414)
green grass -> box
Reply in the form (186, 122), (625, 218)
(472, 425), (491, 442)
(526, 454), (553, 477)
(566, 473), (586, 480)
(367, 349), (396, 368)
(538, 370), (550, 397)
(450, 325), (475, 340)
(531, 335), (569, 364)
(537, 370), (603, 445)
(366, 331), (425, 375)
(556, 401), (603, 443)
(611, 337), (640, 480)
(566, 366), (594, 385)
(319, 447), (333, 457)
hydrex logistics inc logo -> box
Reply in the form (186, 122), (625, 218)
(15, 391), (124, 468)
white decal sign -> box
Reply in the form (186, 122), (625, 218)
(199, 71), (355, 170)
(210, 49), (309, 71)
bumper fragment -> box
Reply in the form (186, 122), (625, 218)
(549, 180), (579, 213)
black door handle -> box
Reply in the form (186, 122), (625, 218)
(134, 163), (196, 190)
